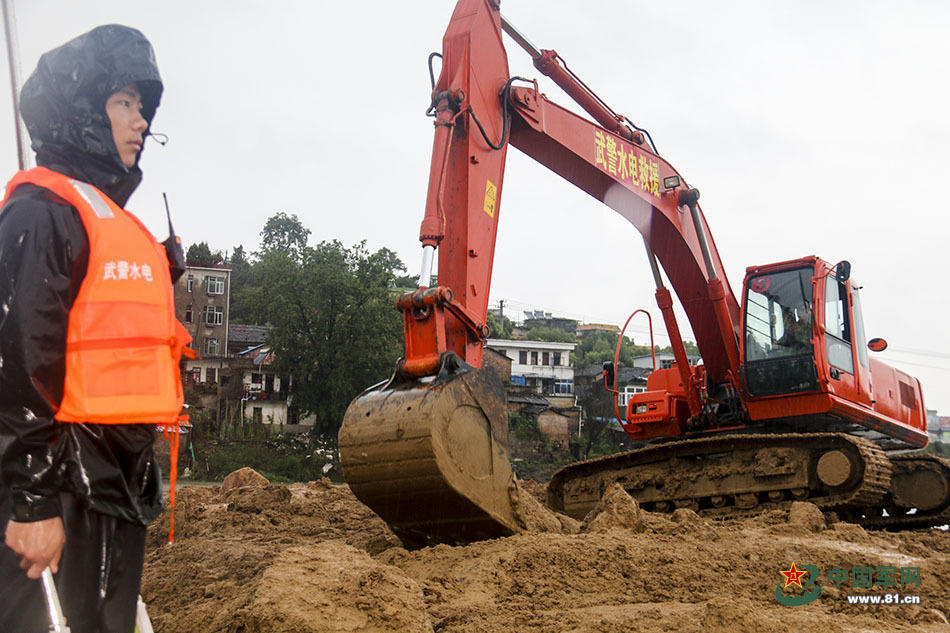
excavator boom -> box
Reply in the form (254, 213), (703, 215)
(340, 0), (942, 546)
(340, 0), (744, 546)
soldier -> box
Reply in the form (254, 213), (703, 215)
(0, 25), (188, 633)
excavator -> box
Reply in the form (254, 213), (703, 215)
(339, 0), (950, 548)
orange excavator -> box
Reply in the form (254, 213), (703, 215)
(339, 0), (948, 547)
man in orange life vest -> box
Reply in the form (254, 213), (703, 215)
(0, 26), (189, 633)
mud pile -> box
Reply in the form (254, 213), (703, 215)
(143, 474), (950, 633)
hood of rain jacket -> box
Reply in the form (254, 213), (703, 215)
(19, 24), (163, 206)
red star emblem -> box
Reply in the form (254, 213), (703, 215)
(780, 562), (808, 589)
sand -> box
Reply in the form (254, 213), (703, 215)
(142, 473), (950, 633)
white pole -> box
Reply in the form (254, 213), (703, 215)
(1, 0), (30, 170)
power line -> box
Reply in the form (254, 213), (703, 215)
(885, 346), (950, 360)
(879, 357), (950, 372)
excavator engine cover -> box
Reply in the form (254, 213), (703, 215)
(339, 356), (519, 548)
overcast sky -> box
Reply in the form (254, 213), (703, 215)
(1, 1), (948, 414)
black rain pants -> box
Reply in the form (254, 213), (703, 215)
(0, 492), (146, 633)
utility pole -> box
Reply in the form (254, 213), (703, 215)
(1, 0), (29, 171)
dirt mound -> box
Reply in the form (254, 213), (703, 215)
(220, 466), (270, 493)
(232, 543), (433, 633)
(143, 480), (950, 633)
(510, 478), (578, 534)
(581, 482), (644, 533)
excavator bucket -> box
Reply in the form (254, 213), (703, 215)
(339, 361), (519, 548)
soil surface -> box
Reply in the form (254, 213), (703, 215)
(143, 471), (950, 632)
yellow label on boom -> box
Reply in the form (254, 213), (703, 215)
(484, 180), (497, 218)
(594, 130), (660, 197)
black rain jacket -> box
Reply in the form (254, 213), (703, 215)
(0, 25), (166, 527)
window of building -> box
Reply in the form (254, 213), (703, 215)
(552, 352), (561, 366)
(531, 351), (538, 365)
(205, 275), (225, 295)
(204, 305), (224, 325)
(187, 274), (193, 292)
(206, 367), (216, 383)
(542, 352), (550, 365)
(519, 351), (527, 364)
(553, 379), (574, 395)
(184, 304), (192, 323)
(204, 337), (219, 356)
(619, 385), (646, 407)
(661, 359), (674, 369)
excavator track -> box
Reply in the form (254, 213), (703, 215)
(548, 433), (893, 521)
(855, 454), (950, 530)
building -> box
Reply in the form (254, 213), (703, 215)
(575, 323), (620, 339)
(486, 338), (576, 399)
(482, 346), (513, 383)
(631, 351), (701, 370)
(172, 274), (313, 429)
(928, 409), (950, 444)
(229, 344), (311, 427)
(174, 264), (231, 383)
(574, 364), (652, 409)
(228, 323), (271, 356)
(521, 311), (578, 334)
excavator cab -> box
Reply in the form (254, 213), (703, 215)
(742, 264), (819, 397)
(740, 256), (925, 442)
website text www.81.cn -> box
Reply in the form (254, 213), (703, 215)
(846, 594), (921, 605)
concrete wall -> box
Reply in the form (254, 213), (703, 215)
(537, 410), (570, 445)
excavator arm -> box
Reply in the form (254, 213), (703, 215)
(404, 0), (742, 389)
(339, 0), (744, 547)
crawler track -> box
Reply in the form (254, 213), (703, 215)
(548, 433), (896, 522)
(855, 454), (950, 530)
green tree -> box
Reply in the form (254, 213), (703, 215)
(486, 312), (514, 339)
(573, 331), (652, 367)
(185, 241), (224, 267)
(573, 374), (636, 460)
(259, 211), (310, 258)
(656, 340), (700, 356)
(228, 245), (255, 323)
(393, 273), (419, 291)
(254, 239), (406, 437)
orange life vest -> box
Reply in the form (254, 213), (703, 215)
(1, 166), (191, 425)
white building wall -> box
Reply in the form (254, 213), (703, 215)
(183, 358), (228, 383)
(631, 352), (701, 370)
(244, 400), (288, 425)
(487, 339), (575, 376)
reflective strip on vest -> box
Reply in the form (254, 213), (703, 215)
(69, 180), (114, 218)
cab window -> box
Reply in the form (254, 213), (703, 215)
(824, 277), (853, 373)
(744, 268), (813, 362)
